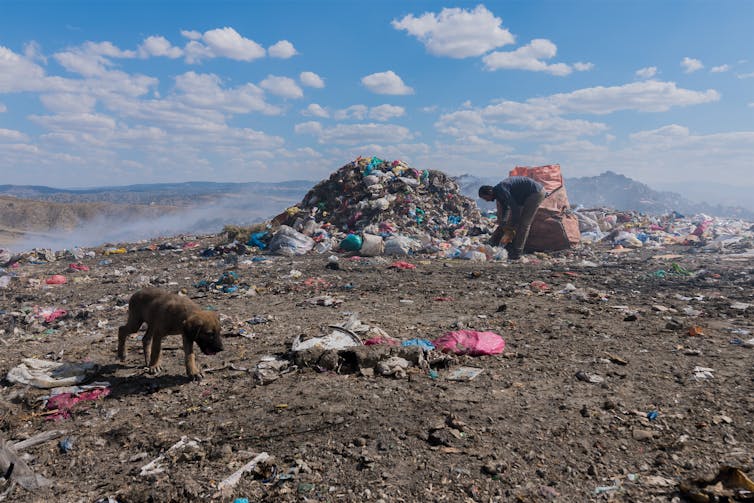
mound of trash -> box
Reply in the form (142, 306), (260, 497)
(267, 156), (500, 259)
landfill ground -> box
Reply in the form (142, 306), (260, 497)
(1, 236), (753, 502)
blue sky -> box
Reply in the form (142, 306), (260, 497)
(1, 1), (753, 198)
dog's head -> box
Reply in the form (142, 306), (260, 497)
(183, 311), (224, 355)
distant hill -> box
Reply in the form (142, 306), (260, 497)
(0, 180), (313, 206)
(0, 181), (313, 251)
(455, 171), (754, 220)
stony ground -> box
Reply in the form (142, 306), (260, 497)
(0, 235), (753, 502)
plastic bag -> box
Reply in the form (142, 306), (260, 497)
(432, 330), (505, 356)
(268, 226), (315, 256)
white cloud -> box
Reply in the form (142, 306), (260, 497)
(710, 64), (730, 73)
(738, 72), (754, 79)
(392, 4), (514, 58)
(180, 30), (202, 40)
(334, 105), (368, 120)
(138, 36), (182, 58)
(547, 80), (719, 114)
(29, 112), (117, 134)
(185, 27), (266, 63)
(173, 71), (281, 114)
(361, 71), (414, 95)
(636, 66), (658, 79)
(483, 39), (575, 76)
(260, 75), (303, 99)
(369, 104), (405, 121)
(434, 80), (720, 146)
(300, 122), (414, 145)
(681, 57), (703, 73)
(301, 103), (329, 118)
(40, 93), (97, 113)
(300, 71), (324, 88)
(268, 40), (297, 59)
(23, 41), (47, 63)
(573, 62), (594, 72)
(0, 103), (5, 112)
(0, 46), (49, 92)
(294, 121), (323, 135)
(0, 128), (29, 142)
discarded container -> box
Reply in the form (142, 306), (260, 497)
(340, 233), (363, 252)
(359, 233), (384, 256)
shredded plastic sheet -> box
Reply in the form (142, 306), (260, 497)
(6, 358), (99, 388)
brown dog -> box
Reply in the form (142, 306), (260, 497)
(117, 288), (223, 380)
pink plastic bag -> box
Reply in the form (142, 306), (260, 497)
(45, 275), (67, 285)
(432, 330), (505, 356)
(388, 261), (416, 270)
(46, 388), (111, 420)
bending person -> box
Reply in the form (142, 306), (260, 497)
(479, 176), (546, 260)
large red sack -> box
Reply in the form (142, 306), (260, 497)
(509, 164), (580, 252)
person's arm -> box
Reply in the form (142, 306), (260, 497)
(488, 200), (509, 245)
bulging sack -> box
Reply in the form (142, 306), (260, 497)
(268, 225), (315, 256)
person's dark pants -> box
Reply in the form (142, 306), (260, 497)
(509, 189), (546, 257)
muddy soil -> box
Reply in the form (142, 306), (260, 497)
(0, 236), (752, 502)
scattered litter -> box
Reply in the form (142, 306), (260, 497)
(6, 358), (99, 389)
(446, 366), (484, 381)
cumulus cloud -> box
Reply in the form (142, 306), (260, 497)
(573, 62), (594, 72)
(369, 104), (405, 121)
(361, 71), (414, 95)
(268, 40), (297, 59)
(299, 71), (324, 88)
(23, 41), (47, 63)
(138, 36), (182, 58)
(0, 46), (49, 92)
(40, 93), (97, 113)
(710, 64), (730, 73)
(0, 128), (29, 142)
(483, 39), (575, 76)
(538, 80), (719, 114)
(681, 57), (703, 73)
(434, 79), (721, 148)
(173, 71), (281, 115)
(259, 75), (303, 99)
(302, 103), (329, 118)
(636, 66), (658, 79)
(184, 27), (265, 63)
(392, 4), (514, 58)
(298, 122), (414, 145)
(334, 105), (368, 120)
(294, 120), (323, 135)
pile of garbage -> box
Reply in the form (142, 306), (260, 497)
(264, 157), (503, 260)
(574, 208), (754, 254)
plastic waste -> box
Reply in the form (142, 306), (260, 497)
(432, 330), (505, 356)
(401, 338), (435, 351)
(291, 328), (361, 352)
(359, 233), (384, 256)
(268, 226), (315, 256)
(45, 275), (67, 285)
(6, 359), (99, 388)
(340, 234), (363, 251)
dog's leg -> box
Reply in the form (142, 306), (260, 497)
(147, 331), (164, 374)
(182, 334), (202, 381)
(142, 326), (155, 368)
(118, 315), (143, 361)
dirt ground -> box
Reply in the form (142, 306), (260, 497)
(0, 235), (753, 502)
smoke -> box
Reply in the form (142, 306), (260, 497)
(6, 193), (299, 253)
